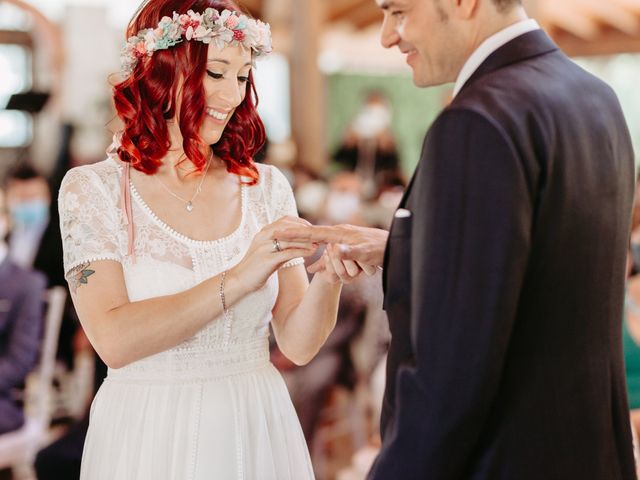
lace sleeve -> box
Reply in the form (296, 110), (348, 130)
(59, 166), (122, 277)
(264, 165), (304, 269)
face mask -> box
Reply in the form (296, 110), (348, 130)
(10, 199), (49, 228)
(325, 191), (360, 223)
(295, 181), (328, 218)
(352, 104), (392, 139)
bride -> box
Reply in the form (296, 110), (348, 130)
(59, 1), (349, 478)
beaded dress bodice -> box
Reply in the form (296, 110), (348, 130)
(59, 156), (302, 379)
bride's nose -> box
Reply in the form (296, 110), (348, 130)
(214, 77), (244, 108)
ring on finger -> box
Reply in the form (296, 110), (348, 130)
(272, 238), (282, 253)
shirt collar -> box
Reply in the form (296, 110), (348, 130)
(452, 18), (540, 98)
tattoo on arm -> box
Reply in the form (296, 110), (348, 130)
(66, 261), (95, 294)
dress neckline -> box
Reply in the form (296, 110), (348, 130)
(109, 156), (247, 246)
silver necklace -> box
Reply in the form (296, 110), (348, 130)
(154, 152), (213, 212)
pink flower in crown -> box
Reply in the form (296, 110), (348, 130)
(233, 30), (245, 41)
(135, 41), (147, 57)
(225, 15), (239, 29)
(179, 12), (201, 30)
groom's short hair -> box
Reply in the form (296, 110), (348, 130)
(492, 0), (523, 13)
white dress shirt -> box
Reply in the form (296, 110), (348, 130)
(452, 18), (540, 98)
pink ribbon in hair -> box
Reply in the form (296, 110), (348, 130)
(120, 161), (136, 263)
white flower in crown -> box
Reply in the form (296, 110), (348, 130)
(120, 8), (272, 76)
(143, 30), (157, 52)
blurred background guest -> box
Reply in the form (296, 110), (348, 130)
(0, 186), (45, 435)
(332, 91), (401, 200)
(4, 164), (50, 270)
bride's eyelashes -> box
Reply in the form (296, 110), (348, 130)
(206, 70), (250, 83)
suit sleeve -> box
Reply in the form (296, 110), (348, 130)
(369, 109), (534, 479)
(0, 271), (46, 392)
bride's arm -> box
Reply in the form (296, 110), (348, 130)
(69, 257), (282, 370)
(69, 215), (315, 369)
(270, 261), (343, 366)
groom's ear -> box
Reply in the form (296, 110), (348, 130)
(449, 0), (480, 21)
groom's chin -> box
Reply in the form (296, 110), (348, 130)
(411, 70), (448, 89)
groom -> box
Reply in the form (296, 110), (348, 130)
(279, 0), (637, 478)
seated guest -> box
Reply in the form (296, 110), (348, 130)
(0, 187), (46, 434)
(5, 164), (51, 270)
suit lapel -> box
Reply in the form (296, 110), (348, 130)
(382, 132), (427, 300)
(382, 159), (420, 300)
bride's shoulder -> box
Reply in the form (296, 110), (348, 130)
(61, 158), (121, 197)
(254, 163), (291, 191)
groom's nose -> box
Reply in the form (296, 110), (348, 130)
(380, 14), (401, 49)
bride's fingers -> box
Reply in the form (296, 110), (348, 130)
(269, 216), (312, 230)
(274, 247), (317, 263)
(270, 240), (318, 251)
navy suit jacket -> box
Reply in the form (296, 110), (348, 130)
(370, 30), (637, 479)
(0, 256), (45, 433)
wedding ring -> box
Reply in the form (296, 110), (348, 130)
(272, 238), (282, 253)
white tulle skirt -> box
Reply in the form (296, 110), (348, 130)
(80, 342), (314, 480)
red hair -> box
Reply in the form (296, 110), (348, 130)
(113, 0), (263, 183)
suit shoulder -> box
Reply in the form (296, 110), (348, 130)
(454, 51), (618, 123)
(428, 108), (512, 148)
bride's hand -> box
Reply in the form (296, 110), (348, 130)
(230, 216), (318, 292)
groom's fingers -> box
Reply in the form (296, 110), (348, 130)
(327, 245), (353, 283)
(332, 243), (361, 263)
(357, 262), (378, 276)
(307, 256), (325, 274)
(343, 259), (361, 277)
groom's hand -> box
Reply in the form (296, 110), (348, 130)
(307, 244), (368, 283)
(275, 224), (389, 267)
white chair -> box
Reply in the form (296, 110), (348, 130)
(0, 286), (67, 480)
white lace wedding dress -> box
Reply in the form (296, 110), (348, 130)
(59, 150), (314, 479)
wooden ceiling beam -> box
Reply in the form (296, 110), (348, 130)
(353, 7), (383, 30)
(572, 0), (640, 35)
(537, 1), (601, 39)
(554, 28), (640, 55)
(238, 0), (262, 17)
(327, 0), (372, 22)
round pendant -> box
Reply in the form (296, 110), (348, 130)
(186, 201), (194, 212)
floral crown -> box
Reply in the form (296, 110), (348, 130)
(121, 8), (272, 76)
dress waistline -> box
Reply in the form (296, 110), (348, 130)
(105, 337), (271, 384)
